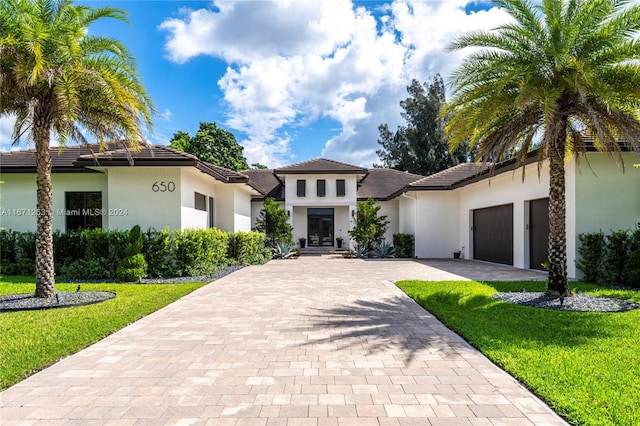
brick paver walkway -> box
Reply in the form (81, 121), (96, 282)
(1, 257), (566, 425)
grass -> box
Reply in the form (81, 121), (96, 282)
(0, 275), (205, 390)
(396, 280), (640, 426)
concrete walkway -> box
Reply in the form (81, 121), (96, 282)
(1, 257), (566, 425)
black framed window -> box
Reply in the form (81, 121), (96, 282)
(297, 179), (306, 197)
(336, 179), (346, 197)
(195, 192), (207, 211)
(317, 179), (326, 197)
(65, 192), (102, 231)
(208, 197), (215, 228)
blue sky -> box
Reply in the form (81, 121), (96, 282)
(2, 0), (510, 168)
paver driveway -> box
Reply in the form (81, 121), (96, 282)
(1, 257), (566, 425)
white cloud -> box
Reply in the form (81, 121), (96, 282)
(0, 116), (17, 152)
(160, 0), (512, 167)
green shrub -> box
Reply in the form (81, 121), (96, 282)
(143, 228), (178, 278)
(173, 228), (229, 276)
(604, 230), (632, 286)
(254, 197), (292, 247)
(117, 226), (147, 282)
(229, 231), (268, 265)
(0, 231), (37, 275)
(2, 227), (268, 279)
(0, 229), (17, 265)
(0, 230), (18, 275)
(60, 259), (110, 280)
(577, 225), (640, 287)
(117, 253), (146, 282)
(625, 224), (640, 288)
(15, 231), (36, 264)
(393, 233), (415, 258)
(53, 230), (84, 273)
(349, 198), (389, 251)
(576, 231), (606, 284)
(82, 229), (129, 278)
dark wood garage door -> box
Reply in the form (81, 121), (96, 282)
(473, 204), (513, 265)
(529, 198), (549, 271)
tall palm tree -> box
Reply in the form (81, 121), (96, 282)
(1, 0), (154, 297)
(445, 0), (640, 296)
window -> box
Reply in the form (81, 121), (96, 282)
(195, 192), (207, 211)
(297, 179), (306, 197)
(208, 197), (215, 228)
(317, 179), (326, 197)
(336, 179), (346, 197)
(65, 192), (102, 231)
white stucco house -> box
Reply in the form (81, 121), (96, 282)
(0, 143), (260, 233)
(1, 142), (638, 279)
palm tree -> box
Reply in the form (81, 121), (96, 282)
(445, 0), (640, 296)
(1, 0), (154, 297)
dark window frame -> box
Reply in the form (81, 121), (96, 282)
(297, 179), (306, 197)
(195, 192), (207, 211)
(317, 179), (326, 197)
(336, 179), (346, 197)
(65, 191), (102, 231)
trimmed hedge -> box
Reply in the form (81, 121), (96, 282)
(0, 227), (268, 280)
(576, 223), (640, 288)
(393, 233), (415, 258)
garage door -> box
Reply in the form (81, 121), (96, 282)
(473, 204), (513, 265)
(529, 198), (549, 271)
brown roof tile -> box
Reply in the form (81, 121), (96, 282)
(409, 163), (492, 190)
(274, 158), (368, 174)
(243, 169), (284, 199)
(358, 168), (423, 200)
(1, 143), (254, 186)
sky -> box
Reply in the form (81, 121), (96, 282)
(1, 0), (514, 168)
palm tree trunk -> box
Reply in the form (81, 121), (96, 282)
(34, 122), (55, 298)
(547, 127), (570, 296)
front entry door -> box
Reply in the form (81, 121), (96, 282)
(308, 208), (334, 246)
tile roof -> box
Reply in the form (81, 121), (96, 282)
(0, 143), (256, 187)
(408, 163), (492, 190)
(273, 158), (368, 174)
(357, 168), (423, 200)
(243, 169), (284, 200)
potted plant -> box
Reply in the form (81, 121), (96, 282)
(299, 237), (306, 249)
(336, 237), (343, 248)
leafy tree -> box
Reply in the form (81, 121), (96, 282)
(348, 198), (389, 251)
(376, 75), (469, 175)
(445, 0), (640, 296)
(168, 130), (190, 152)
(251, 163), (269, 169)
(1, 0), (154, 297)
(254, 197), (292, 248)
(169, 122), (249, 171)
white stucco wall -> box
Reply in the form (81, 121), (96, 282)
(180, 168), (216, 230)
(233, 187), (253, 232)
(378, 200), (399, 245)
(572, 153), (640, 277)
(104, 167), (180, 230)
(398, 194), (417, 236)
(574, 153), (640, 234)
(283, 174), (358, 208)
(280, 174), (358, 247)
(405, 190), (460, 259)
(0, 172), (108, 231)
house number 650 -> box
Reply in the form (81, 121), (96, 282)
(152, 181), (175, 192)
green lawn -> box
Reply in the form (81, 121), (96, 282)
(397, 280), (640, 426)
(0, 276), (205, 390)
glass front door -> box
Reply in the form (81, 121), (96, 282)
(307, 208), (334, 246)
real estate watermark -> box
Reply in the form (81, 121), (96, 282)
(1, 208), (129, 217)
